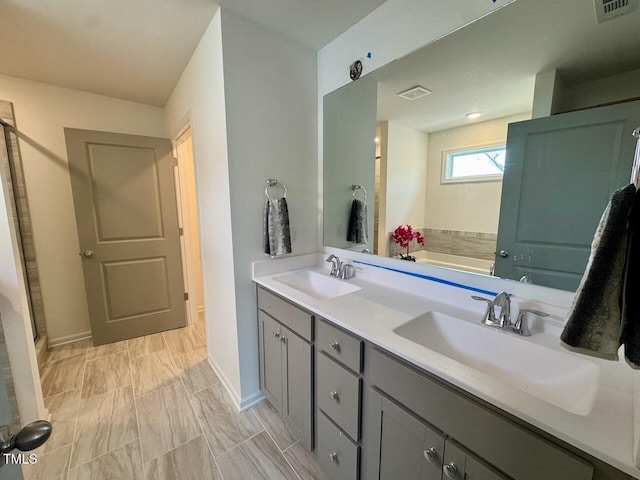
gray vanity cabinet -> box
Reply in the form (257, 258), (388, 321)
(377, 394), (445, 480)
(259, 311), (284, 411)
(442, 440), (508, 480)
(257, 287), (313, 450)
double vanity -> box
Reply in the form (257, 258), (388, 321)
(253, 254), (639, 480)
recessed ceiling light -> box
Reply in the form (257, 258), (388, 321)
(397, 86), (432, 101)
(466, 111), (484, 119)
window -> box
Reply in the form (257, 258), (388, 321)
(442, 145), (506, 183)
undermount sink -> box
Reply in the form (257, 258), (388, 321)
(273, 270), (361, 300)
(393, 311), (600, 416)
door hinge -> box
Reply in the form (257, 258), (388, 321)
(184, 292), (189, 301)
(178, 227), (184, 236)
(172, 157), (178, 167)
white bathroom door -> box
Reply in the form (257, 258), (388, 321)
(65, 128), (186, 345)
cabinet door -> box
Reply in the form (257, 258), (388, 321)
(379, 397), (445, 480)
(259, 311), (283, 412)
(443, 439), (508, 480)
(282, 325), (313, 449)
(465, 456), (509, 480)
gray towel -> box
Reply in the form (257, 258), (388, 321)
(347, 199), (367, 244)
(263, 198), (292, 257)
(622, 189), (640, 366)
(561, 183), (636, 359)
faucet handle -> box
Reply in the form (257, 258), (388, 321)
(510, 308), (549, 336)
(340, 264), (355, 280)
(471, 295), (497, 324)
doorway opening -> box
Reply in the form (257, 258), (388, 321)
(173, 126), (204, 329)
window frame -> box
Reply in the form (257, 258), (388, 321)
(440, 143), (506, 184)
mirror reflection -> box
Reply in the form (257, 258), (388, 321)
(323, 0), (640, 291)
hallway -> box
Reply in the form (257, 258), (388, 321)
(26, 316), (324, 480)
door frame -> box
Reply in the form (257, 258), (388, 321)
(172, 121), (204, 325)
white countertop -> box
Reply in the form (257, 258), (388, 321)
(252, 254), (640, 478)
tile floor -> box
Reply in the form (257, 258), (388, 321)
(25, 315), (325, 480)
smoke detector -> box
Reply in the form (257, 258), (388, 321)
(594, 0), (638, 23)
(397, 86), (432, 101)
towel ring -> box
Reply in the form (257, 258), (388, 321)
(352, 184), (367, 202)
(265, 179), (287, 200)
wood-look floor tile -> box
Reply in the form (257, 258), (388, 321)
(172, 348), (219, 394)
(252, 400), (298, 451)
(81, 351), (131, 399)
(128, 333), (166, 359)
(145, 435), (220, 480)
(191, 383), (263, 457)
(132, 349), (180, 396)
(284, 442), (328, 480)
(217, 431), (298, 480)
(71, 385), (138, 468)
(86, 339), (128, 361)
(137, 381), (200, 462)
(37, 389), (81, 455)
(162, 326), (205, 356)
(68, 440), (143, 480)
(23, 444), (71, 480)
(40, 355), (85, 397)
(46, 338), (91, 363)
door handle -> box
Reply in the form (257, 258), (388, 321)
(83, 250), (95, 258)
(0, 421), (52, 454)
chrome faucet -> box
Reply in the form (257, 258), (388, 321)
(472, 292), (548, 336)
(472, 291), (511, 328)
(325, 255), (356, 280)
(326, 255), (343, 277)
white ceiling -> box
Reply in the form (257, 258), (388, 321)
(375, 0), (640, 133)
(220, 0), (387, 50)
(0, 0), (386, 106)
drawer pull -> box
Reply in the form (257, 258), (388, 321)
(329, 391), (340, 402)
(329, 341), (340, 352)
(423, 447), (437, 463)
(443, 462), (459, 479)
(272, 332), (280, 339)
(328, 452), (338, 463)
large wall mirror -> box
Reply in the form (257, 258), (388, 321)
(323, 0), (640, 291)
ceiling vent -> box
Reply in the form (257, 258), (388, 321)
(594, 0), (638, 23)
(397, 86), (432, 101)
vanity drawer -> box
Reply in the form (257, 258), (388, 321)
(318, 410), (359, 480)
(318, 352), (361, 441)
(317, 318), (363, 373)
(257, 287), (313, 341)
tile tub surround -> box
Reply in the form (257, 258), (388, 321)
(29, 315), (324, 480)
(253, 257), (640, 478)
(387, 228), (497, 261)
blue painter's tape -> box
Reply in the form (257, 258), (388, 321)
(353, 260), (499, 297)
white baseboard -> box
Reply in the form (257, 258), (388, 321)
(207, 354), (243, 411)
(207, 354), (264, 412)
(48, 331), (92, 348)
(239, 390), (265, 411)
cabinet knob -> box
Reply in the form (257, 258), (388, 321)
(498, 250), (509, 258)
(443, 462), (459, 479)
(280, 336), (286, 343)
(329, 341), (340, 352)
(328, 452), (338, 463)
(423, 447), (438, 463)
(329, 391), (339, 402)
(272, 332), (280, 339)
